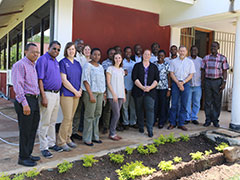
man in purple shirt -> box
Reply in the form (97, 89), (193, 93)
(36, 41), (63, 158)
(12, 43), (40, 167)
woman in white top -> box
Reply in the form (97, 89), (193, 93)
(106, 53), (126, 141)
(82, 48), (106, 146)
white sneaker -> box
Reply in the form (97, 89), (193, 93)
(61, 144), (72, 152)
(67, 142), (77, 148)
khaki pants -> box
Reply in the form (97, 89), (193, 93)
(83, 91), (103, 143)
(58, 95), (79, 146)
(38, 92), (60, 151)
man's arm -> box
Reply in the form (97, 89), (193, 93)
(38, 79), (48, 107)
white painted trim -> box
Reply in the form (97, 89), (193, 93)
(0, 70), (7, 73)
(170, 27), (181, 47)
(6, 33), (9, 97)
(22, 19), (25, 58)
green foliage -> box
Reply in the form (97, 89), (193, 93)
(81, 155), (98, 167)
(204, 150), (213, 156)
(179, 133), (190, 142)
(190, 151), (204, 160)
(146, 144), (158, 154)
(125, 147), (135, 155)
(173, 156), (182, 163)
(137, 144), (149, 155)
(25, 168), (40, 178)
(116, 161), (156, 180)
(57, 160), (73, 173)
(104, 177), (111, 180)
(215, 142), (229, 152)
(0, 173), (10, 180)
(153, 135), (167, 146)
(109, 153), (125, 164)
(12, 173), (25, 180)
(158, 161), (174, 172)
(228, 174), (240, 180)
(166, 133), (179, 143)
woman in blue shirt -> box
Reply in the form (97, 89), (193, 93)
(58, 42), (82, 151)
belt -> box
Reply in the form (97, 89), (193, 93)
(205, 78), (222, 81)
(25, 94), (39, 98)
(44, 89), (60, 93)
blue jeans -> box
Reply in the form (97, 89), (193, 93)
(135, 95), (155, 133)
(169, 82), (190, 126)
(186, 86), (202, 121)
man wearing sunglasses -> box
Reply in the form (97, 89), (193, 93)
(36, 41), (63, 159)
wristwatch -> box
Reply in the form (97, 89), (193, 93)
(168, 88), (171, 91)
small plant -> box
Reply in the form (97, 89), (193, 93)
(57, 160), (73, 173)
(116, 161), (156, 180)
(137, 144), (149, 155)
(179, 133), (190, 142)
(104, 177), (111, 180)
(153, 135), (167, 146)
(204, 150), (213, 156)
(158, 161), (174, 172)
(0, 173), (10, 180)
(215, 142), (229, 152)
(25, 168), (40, 178)
(190, 151), (204, 160)
(166, 133), (179, 143)
(173, 156), (182, 163)
(12, 173), (25, 180)
(109, 153), (124, 164)
(146, 144), (158, 154)
(81, 155), (98, 167)
(125, 147), (135, 155)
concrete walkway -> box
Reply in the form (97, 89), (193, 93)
(0, 97), (232, 175)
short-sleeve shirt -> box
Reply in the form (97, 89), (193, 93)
(81, 63), (106, 93)
(169, 57), (196, 81)
(106, 66), (125, 98)
(154, 61), (170, 89)
(201, 53), (229, 79)
(149, 54), (158, 63)
(59, 58), (82, 96)
(123, 58), (135, 91)
(188, 56), (202, 87)
(102, 58), (113, 71)
(75, 52), (88, 68)
(36, 52), (62, 91)
(164, 56), (178, 65)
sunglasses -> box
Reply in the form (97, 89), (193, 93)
(52, 47), (61, 52)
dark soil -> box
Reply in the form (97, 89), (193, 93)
(28, 135), (219, 180)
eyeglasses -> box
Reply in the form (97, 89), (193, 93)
(52, 47), (61, 52)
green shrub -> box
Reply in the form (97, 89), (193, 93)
(12, 173), (25, 180)
(109, 153), (124, 164)
(125, 147), (135, 155)
(57, 160), (73, 173)
(146, 144), (158, 154)
(173, 156), (182, 163)
(204, 150), (213, 156)
(81, 155), (98, 167)
(25, 168), (39, 178)
(0, 173), (10, 180)
(190, 151), (204, 160)
(179, 133), (190, 142)
(137, 144), (149, 155)
(104, 177), (111, 180)
(166, 133), (179, 143)
(153, 135), (167, 146)
(158, 161), (174, 172)
(116, 161), (156, 180)
(215, 142), (229, 152)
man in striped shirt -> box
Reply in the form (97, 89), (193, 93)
(12, 43), (40, 167)
(201, 41), (229, 127)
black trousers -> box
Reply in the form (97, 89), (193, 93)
(14, 96), (40, 160)
(204, 78), (223, 123)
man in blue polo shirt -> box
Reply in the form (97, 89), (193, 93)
(36, 41), (63, 158)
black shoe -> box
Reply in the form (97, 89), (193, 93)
(148, 131), (153, 138)
(192, 120), (199, 125)
(49, 145), (63, 152)
(203, 122), (211, 127)
(139, 128), (144, 133)
(84, 142), (94, 146)
(129, 124), (139, 129)
(178, 126), (188, 131)
(167, 125), (176, 130)
(116, 126), (124, 131)
(41, 150), (53, 159)
(123, 125), (129, 130)
(213, 122), (220, 128)
(92, 140), (102, 144)
(71, 134), (82, 141)
(184, 121), (190, 125)
(30, 155), (40, 161)
(158, 125), (164, 129)
(18, 158), (37, 167)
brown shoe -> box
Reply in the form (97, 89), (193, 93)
(109, 135), (120, 141)
(167, 125), (176, 130)
(116, 135), (122, 139)
(178, 126), (188, 131)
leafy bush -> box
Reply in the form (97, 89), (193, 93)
(116, 161), (156, 180)
(57, 160), (73, 173)
(190, 151), (204, 160)
(153, 135), (167, 146)
(173, 156), (182, 163)
(215, 142), (229, 152)
(109, 153), (124, 164)
(146, 144), (158, 154)
(104, 177), (111, 180)
(12, 173), (25, 180)
(158, 161), (174, 172)
(0, 173), (10, 180)
(204, 150), (213, 156)
(125, 147), (135, 155)
(137, 144), (149, 155)
(81, 155), (98, 167)
(25, 168), (40, 178)
(179, 133), (190, 142)
(166, 133), (179, 143)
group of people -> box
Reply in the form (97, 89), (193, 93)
(12, 39), (229, 167)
